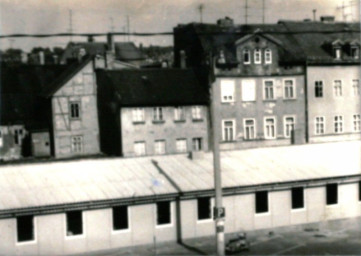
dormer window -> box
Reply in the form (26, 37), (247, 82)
(351, 46), (359, 59)
(254, 49), (261, 64)
(333, 47), (341, 59)
(218, 50), (226, 64)
(265, 49), (272, 64)
(243, 49), (250, 64)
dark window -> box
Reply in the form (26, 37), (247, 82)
(156, 201), (171, 225)
(326, 183), (338, 205)
(113, 206), (129, 230)
(70, 102), (81, 119)
(17, 215), (34, 242)
(197, 197), (211, 220)
(291, 187), (304, 209)
(315, 81), (323, 97)
(359, 181), (361, 201)
(255, 191), (268, 213)
(192, 138), (202, 151)
(66, 211), (83, 236)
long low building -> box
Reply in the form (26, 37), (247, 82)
(0, 141), (360, 255)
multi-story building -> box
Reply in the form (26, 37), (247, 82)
(96, 68), (210, 157)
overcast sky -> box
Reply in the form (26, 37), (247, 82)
(0, 0), (359, 51)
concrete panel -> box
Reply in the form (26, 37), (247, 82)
(155, 202), (177, 242)
(131, 204), (155, 245)
(223, 196), (237, 233)
(339, 183), (361, 218)
(0, 219), (16, 255)
(37, 213), (64, 255)
(306, 187), (325, 223)
(85, 209), (111, 252)
(180, 200), (196, 239)
(63, 213), (87, 255)
(234, 194), (254, 231)
(271, 191), (291, 228)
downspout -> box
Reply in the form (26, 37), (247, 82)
(304, 59), (309, 143)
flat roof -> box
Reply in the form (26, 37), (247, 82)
(0, 141), (360, 216)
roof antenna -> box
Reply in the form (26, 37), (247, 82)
(198, 4), (204, 23)
(244, 0), (249, 24)
(68, 9), (73, 42)
(313, 9), (317, 21)
(110, 17), (115, 32)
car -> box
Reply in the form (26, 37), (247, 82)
(225, 232), (250, 254)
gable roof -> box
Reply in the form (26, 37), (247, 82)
(0, 63), (69, 127)
(60, 41), (145, 63)
(96, 68), (209, 107)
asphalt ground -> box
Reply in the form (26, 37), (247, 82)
(74, 217), (361, 256)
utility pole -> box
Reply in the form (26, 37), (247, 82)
(313, 9), (317, 21)
(68, 9), (73, 42)
(198, 4), (204, 23)
(210, 55), (225, 256)
(262, 0), (265, 24)
(244, 0), (249, 24)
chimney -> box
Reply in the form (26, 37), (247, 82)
(180, 50), (186, 68)
(87, 35), (94, 42)
(53, 54), (58, 64)
(217, 16), (234, 27)
(320, 16), (335, 23)
(106, 33), (115, 69)
(39, 51), (45, 65)
(21, 52), (28, 64)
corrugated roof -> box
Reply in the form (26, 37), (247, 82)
(96, 68), (209, 107)
(0, 141), (359, 212)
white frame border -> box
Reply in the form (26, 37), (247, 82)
(263, 116), (277, 140)
(64, 211), (86, 240)
(283, 115), (296, 138)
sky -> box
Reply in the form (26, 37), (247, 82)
(0, 0), (359, 51)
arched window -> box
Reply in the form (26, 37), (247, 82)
(265, 48), (272, 64)
(254, 49), (261, 64)
(243, 49), (251, 64)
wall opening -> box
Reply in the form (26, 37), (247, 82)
(113, 206), (129, 230)
(17, 215), (34, 242)
(197, 197), (211, 220)
(156, 201), (171, 225)
(255, 191), (269, 213)
(326, 183), (338, 205)
(359, 181), (361, 202)
(66, 210), (83, 236)
(291, 187), (304, 209)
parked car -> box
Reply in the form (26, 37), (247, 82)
(225, 232), (250, 254)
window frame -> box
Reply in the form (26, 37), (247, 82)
(334, 115), (344, 133)
(243, 49), (251, 64)
(315, 80), (323, 98)
(263, 79), (276, 100)
(352, 79), (360, 96)
(174, 106), (185, 122)
(241, 79), (256, 102)
(315, 116), (326, 135)
(176, 138), (187, 153)
(283, 78), (296, 99)
(155, 201), (173, 228)
(333, 80), (343, 97)
(283, 115), (296, 138)
(65, 210), (85, 239)
(351, 46), (359, 59)
(69, 101), (81, 120)
(16, 215), (36, 245)
(71, 135), (83, 153)
(222, 119), (236, 142)
(132, 108), (145, 123)
(191, 106), (202, 121)
(192, 137), (203, 151)
(112, 206), (130, 233)
(153, 107), (164, 122)
(255, 191), (269, 214)
(197, 197), (213, 222)
(220, 79), (235, 103)
(326, 183), (338, 206)
(264, 48), (272, 64)
(134, 141), (146, 156)
(243, 118), (256, 140)
(254, 48), (262, 64)
(154, 140), (166, 155)
(291, 187), (305, 210)
(333, 47), (341, 59)
(264, 116), (277, 139)
(353, 114), (361, 132)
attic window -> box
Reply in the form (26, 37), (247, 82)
(243, 49), (250, 64)
(255, 37), (260, 43)
(333, 47), (341, 59)
(351, 46), (359, 59)
(254, 49), (261, 64)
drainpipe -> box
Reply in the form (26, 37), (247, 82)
(304, 60), (309, 143)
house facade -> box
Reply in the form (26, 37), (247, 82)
(96, 68), (210, 157)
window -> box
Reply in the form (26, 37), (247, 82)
(334, 115), (343, 133)
(264, 80), (275, 100)
(351, 46), (359, 59)
(265, 48), (272, 64)
(71, 136), (83, 153)
(315, 81), (323, 98)
(113, 206), (129, 231)
(284, 116), (295, 138)
(132, 108), (145, 122)
(174, 106), (185, 121)
(315, 116), (325, 135)
(264, 117), (276, 139)
(153, 107), (163, 121)
(333, 80), (342, 97)
(222, 120), (235, 142)
(197, 197), (211, 220)
(243, 119), (256, 140)
(70, 102), (81, 119)
(134, 141), (146, 156)
(220, 80), (235, 103)
(353, 114), (361, 132)
(255, 191), (268, 214)
(192, 106), (202, 120)
(284, 79), (295, 99)
(176, 139), (187, 153)
(0, 131), (2, 148)
(353, 80), (360, 96)
(291, 187), (304, 209)
(14, 128), (23, 145)
(192, 138), (202, 151)
(333, 47), (341, 59)
(254, 48), (261, 64)
(241, 79), (256, 101)
(17, 215), (34, 242)
(243, 49), (251, 64)
(66, 211), (83, 236)
(154, 140), (166, 155)
(326, 183), (338, 205)
(156, 201), (171, 225)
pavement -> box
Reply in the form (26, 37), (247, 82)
(73, 217), (361, 256)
